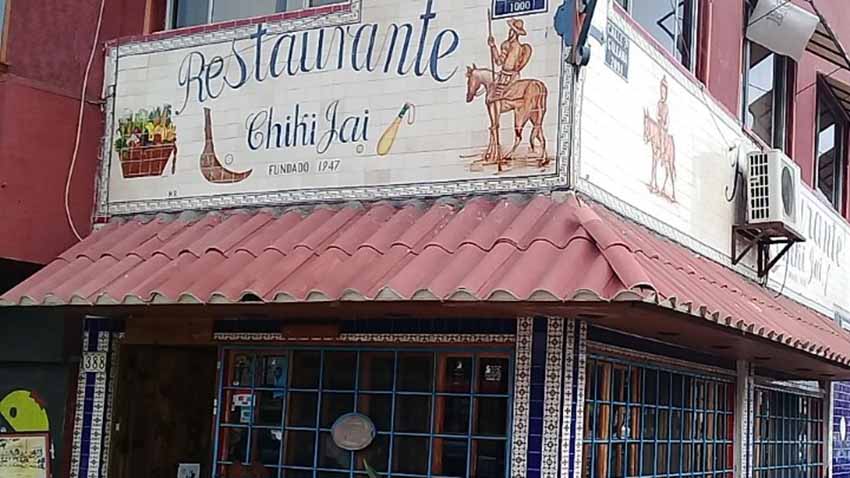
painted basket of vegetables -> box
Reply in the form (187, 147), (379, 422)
(114, 105), (177, 179)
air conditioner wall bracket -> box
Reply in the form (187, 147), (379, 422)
(731, 223), (805, 279)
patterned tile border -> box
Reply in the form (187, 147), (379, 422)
(100, 337), (121, 478)
(559, 319), (575, 478)
(70, 321), (123, 478)
(213, 332), (516, 343)
(541, 317), (564, 478)
(744, 363), (754, 478)
(69, 332), (89, 478)
(511, 316), (534, 478)
(587, 340), (736, 379)
(96, 7), (573, 217)
(570, 321), (588, 478)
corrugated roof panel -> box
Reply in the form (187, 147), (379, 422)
(3, 193), (850, 366)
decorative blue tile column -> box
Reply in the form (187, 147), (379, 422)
(835, 382), (850, 478)
(525, 318), (548, 478)
(511, 317), (586, 478)
(69, 319), (122, 478)
(561, 320), (587, 478)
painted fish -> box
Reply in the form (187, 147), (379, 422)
(0, 390), (49, 432)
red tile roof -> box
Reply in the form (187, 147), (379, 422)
(3, 193), (850, 365)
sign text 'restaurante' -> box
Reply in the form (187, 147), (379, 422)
(177, 0), (459, 114)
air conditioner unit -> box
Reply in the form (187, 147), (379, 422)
(746, 149), (801, 232)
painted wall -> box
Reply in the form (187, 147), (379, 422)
(576, 0), (850, 320)
(702, 0), (745, 118)
(0, 0), (146, 264)
(788, 0), (850, 218)
(835, 382), (850, 478)
(698, 0), (850, 218)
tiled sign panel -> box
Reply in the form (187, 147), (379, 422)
(103, 0), (564, 214)
(576, 0), (850, 320)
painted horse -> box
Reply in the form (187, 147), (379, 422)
(643, 108), (676, 201)
(465, 65), (548, 170)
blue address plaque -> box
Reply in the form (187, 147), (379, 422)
(492, 0), (548, 19)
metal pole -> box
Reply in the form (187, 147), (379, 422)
(488, 8), (496, 82)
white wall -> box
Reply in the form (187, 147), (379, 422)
(575, 1), (850, 320)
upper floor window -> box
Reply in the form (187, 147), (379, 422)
(0, 0), (8, 63)
(743, 41), (790, 151)
(614, 0), (699, 71)
(815, 80), (848, 213)
(169, 0), (346, 29)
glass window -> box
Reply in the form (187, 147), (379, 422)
(170, 0), (348, 29)
(743, 41), (789, 150)
(618, 0), (699, 71)
(752, 388), (824, 478)
(815, 83), (848, 213)
(582, 357), (735, 478)
(214, 349), (512, 478)
(0, 0), (9, 63)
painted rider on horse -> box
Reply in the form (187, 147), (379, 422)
(487, 19), (532, 102)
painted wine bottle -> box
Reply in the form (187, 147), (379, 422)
(377, 103), (414, 157)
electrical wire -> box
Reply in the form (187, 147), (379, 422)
(774, 251), (791, 298)
(796, 65), (841, 96)
(65, 0), (107, 241)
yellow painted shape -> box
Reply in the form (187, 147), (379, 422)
(0, 390), (49, 432)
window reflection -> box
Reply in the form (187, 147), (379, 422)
(816, 85), (847, 212)
(216, 349), (512, 477)
(582, 358), (735, 478)
(171, 0), (349, 29)
(744, 41), (789, 150)
(752, 388), (824, 478)
(619, 0), (698, 70)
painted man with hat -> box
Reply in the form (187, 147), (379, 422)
(487, 18), (533, 102)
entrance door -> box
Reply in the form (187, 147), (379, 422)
(110, 345), (218, 478)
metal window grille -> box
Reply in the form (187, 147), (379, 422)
(582, 356), (735, 478)
(213, 347), (514, 478)
(752, 387), (824, 478)
(749, 152), (771, 222)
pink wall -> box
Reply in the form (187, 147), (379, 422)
(788, 0), (850, 218)
(702, 0), (745, 118)
(702, 0), (850, 218)
(0, 0), (146, 264)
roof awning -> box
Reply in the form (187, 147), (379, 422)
(3, 193), (850, 372)
(823, 75), (850, 117)
(745, 0), (850, 69)
(806, 0), (850, 71)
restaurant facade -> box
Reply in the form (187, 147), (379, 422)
(4, 1), (850, 478)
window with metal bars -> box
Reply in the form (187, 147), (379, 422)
(582, 356), (735, 478)
(752, 387), (825, 478)
(213, 347), (513, 478)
